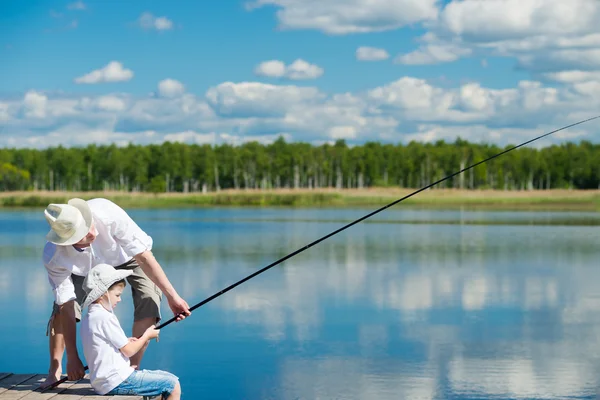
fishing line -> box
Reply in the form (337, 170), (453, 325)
(43, 114), (600, 391)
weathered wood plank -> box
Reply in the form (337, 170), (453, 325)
(0, 374), (141, 399)
(0, 375), (37, 396)
(46, 379), (97, 399)
(0, 375), (46, 399)
(15, 376), (80, 400)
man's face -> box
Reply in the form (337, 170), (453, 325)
(73, 222), (97, 248)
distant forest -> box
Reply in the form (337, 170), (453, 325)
(1, 137), (599, 192)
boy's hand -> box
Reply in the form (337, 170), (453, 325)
(128, 337), (139, 343)
(144, 325), (160, 341)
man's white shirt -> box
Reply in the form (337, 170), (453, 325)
(43, 198), (153, 305)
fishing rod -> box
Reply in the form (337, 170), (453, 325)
(43, 115), (599, 391)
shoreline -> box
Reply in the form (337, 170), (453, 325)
(1, 188), (599, 211)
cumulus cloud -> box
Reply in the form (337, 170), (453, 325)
(22, 91), (48, 119)
(95, 95), (128, 112)
(246, 0), (438, 35)
(158, 79), (185, 97)
(138, 12), (173, 31)
(356, 46), (389, 61)
(74, 61), (134, 84)
(254, 59), (324, 80)
(2, 74), (600, 149)
(438, 0), (599, 42)
(249, 0), (600, 80)
(377, 0), (600, 80)
(395, 42), (472, 65)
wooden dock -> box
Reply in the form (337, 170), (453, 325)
(0, 372), (143, 399)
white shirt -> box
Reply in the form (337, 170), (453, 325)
(43, 198), (153, 305)
(80, 303), (135, 395)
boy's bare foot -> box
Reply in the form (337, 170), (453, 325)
(38, 367), (62, 390)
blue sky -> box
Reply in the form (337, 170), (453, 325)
(1, 0), (599, 148)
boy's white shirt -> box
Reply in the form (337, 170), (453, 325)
(80, 303), (135, 395)
(43, 198), (153, 306)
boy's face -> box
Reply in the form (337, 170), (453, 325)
(105, 283), (125, 309)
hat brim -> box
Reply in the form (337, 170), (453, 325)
(82, 269), (133, 309)
(45, 199), (93, 246)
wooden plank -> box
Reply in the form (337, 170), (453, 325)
(45, 379), (96, 400)
(0, 373), (142, 399)
(0, 375), (37, 396)
(0, 374), (46, 399)
(45, 377), (141, 399)
(16, 376), (80, 400)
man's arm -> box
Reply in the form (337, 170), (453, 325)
(59, 300), (78, 355)
(103, 199), (191, 320)
(134, 250), (191, 321)
(58, 299), (85, 380)
(134, 250), (178, 300)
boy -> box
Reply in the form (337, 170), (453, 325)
(80, 263), (182, 400)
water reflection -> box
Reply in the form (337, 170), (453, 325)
(1, 208), (599, 399)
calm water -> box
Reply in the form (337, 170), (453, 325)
(1, 206), (600, 399)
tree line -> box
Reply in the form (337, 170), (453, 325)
(1, 137), (599, 192)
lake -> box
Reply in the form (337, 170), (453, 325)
(1, 206), (600, 399)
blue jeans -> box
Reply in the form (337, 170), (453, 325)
(107, 369), (179, 399)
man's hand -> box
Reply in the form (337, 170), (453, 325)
(167, 294), (191, 321)
(66, 356), (85, 381)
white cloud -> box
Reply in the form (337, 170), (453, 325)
(395, 43), (472, 65)
(439, 0), (599, 41)
(384, 0), (600, 78)
(95, 95), (127, 112)
(22, 91), (48, 119)
(329, 126), (358, 139)
(254, 60), (286, 78)
(255, 59), (324, 80)
(139, 12), (173, 31)
(206, 81), (323, 117)
(356, 46), (389, 61)
(542, 70), (600, 83)
(158, 79), (185, 97)
(2, 74), (600, 149)
(246, 0), (439, 35)
(162, 131), (217, 144)
(74, 61), (134, 84)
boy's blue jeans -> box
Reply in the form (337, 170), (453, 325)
(107, 369), (179, 399)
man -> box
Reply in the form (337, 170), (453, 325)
(40, 197), (191, 389)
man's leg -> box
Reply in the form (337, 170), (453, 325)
(124, 262), (163, 368)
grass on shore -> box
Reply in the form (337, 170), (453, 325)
(1, 188), (600, 211)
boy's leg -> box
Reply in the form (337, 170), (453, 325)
(107, 369), (179, 399)
(121, 261), (162, 368)
(39, 275), (85, 389)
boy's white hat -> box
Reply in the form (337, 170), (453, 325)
(44, 198), (93, 246)
(83, 263), (133, 309)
